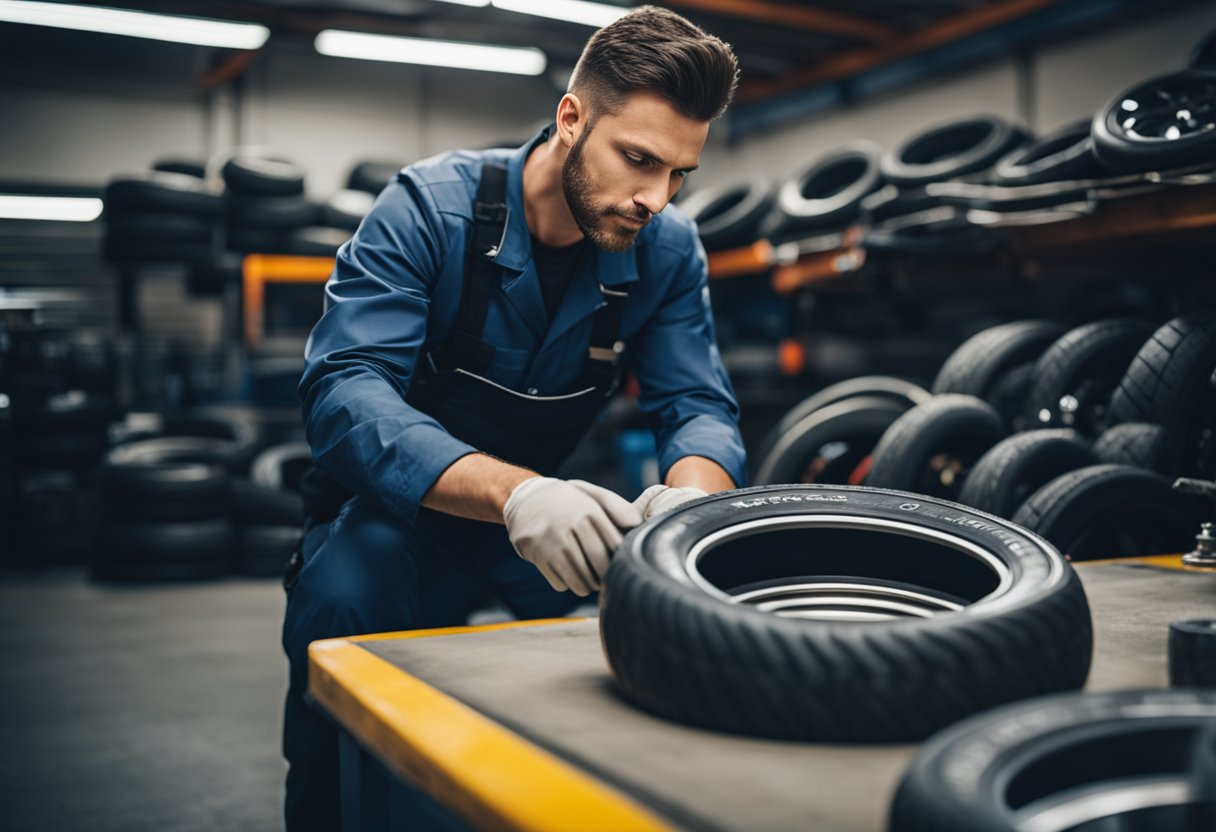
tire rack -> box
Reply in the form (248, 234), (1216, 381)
(705, 180), (1216, 300)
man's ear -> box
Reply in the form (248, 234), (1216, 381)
(556, 93), (584, 149)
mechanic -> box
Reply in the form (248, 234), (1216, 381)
(282, 6), (745, 828)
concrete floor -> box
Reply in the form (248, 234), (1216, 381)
(0, 568), (289, 831)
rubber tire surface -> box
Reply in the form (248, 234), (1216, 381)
(882, 115), (1028, 185)
(319, 190), (374, 230)
(232, 478), (304, 526)
(221, 156), (305, 196)
(754, 376), (931, 468)
(1170, 620), (1216, 688)
(990, 119), (1106, 185)
(1024, 318), (1153, 433)
(889, 689), (1216, 832)
(957, 429), (1097, 519)
(346, 160), (403, 194)
(95, 518), (232, 581)
(680, 180), (775, 251)
(1108, 313), (1216, 478)
(753, 396), (909, 485)
(1093, 422), (1173, 473)
(250, 442), (312, 492)
(233, 524), (302, 578)
(1011, 464), (1206, 561)
(864, 394), (1008, 500)
(763, 141), (883, 238)
(101, 460), (230, 522)
(1091, 70), (1216, 172)
(103, 172), (223, 216)
(601, 484), (1092, 742)
(933, 320), (1067, 401)
(226, 195), (319, 229)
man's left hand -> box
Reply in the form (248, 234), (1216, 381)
(632, 484), (708, 520)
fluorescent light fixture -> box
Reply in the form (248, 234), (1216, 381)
(0, 1), (269, 49)
(0, 195), (103, 222)
(315, 29), (546, 76)
(431, 0), (491, 5)
(491, 0), (629, 28)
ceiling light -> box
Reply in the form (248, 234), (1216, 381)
(431, 0), (491, 5)
(491, 0), (629, 28)
(0, 0), (269, 49)
(0, 195), (103, 222)
(315, 29), (546, 76)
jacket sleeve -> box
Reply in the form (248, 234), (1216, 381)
(298, 175), (478, 523)
(628, 237), (747, 487)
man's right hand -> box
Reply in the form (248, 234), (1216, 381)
(503, 477), (642, 596)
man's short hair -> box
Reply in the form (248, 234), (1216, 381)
(569, 5), (739, 123)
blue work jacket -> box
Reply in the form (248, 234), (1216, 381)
(299, 129), (746, 523)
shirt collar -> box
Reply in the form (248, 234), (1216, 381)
(495, 125), (639, 288)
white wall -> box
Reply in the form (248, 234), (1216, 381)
(696, 2), (1216, 191)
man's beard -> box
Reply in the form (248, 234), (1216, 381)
(561, 128), (650, 253)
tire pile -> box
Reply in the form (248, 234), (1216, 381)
(755, 313), (1216, 561)
(100, 152), (405, 289)
(681, 39), (1216, 254)
(94, 409), (308, 582)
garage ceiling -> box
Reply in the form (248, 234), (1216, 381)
(3, 0), (1198, 134)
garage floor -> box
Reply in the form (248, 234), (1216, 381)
(0, 569), (289, 832)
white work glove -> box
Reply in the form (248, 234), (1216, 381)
(503, 477), (642, 596)
(632, 484), (709, 520)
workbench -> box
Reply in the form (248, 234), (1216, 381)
(308, 556), (1216, 831)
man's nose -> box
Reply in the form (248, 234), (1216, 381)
(633, 179), (667, 216)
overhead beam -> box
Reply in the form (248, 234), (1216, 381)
(202, 48), (259, 89)
(739, 0), (1063, 104)
(664, 0), (896, 43)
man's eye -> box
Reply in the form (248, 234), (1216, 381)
(625, 154), (648, 167)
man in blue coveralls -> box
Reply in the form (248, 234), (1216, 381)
(282, 6), (746, 828)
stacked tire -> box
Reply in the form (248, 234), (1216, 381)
(102, 169), (223, 265)
(230, 442), (307, 578)
(221, 153), (347, 257)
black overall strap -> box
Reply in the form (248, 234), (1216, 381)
(579, 283), (629, 392)
(441, 162), (509, 375)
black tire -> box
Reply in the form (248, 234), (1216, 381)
(187, 255), (243, 297)
(318, 190), (374, 230)
(1011, 464), (1206, 561)
(94, 517), (232, 581)
(680, 180), (775, 251)
(346, 160), (403, 195)
(864, 394), (1008, 501)
(881, 115), (1028, 186)
(762, 141), (883, 238)
(282, 226), (349, 256)
(1108, 313), (1216, 478)
(601, 484), (1092, 742)
(933, 320), (1067, 403)
(753, 396), (909, 485)
(1192, 29), (1216, 67)
(1093, 421), (1174, 473)
(221, 156), (306, 197)
(860, 184), (941, 223)
(226, 195), (319, 229)
(101, 459), (230, 522)
(104, 213), (216, 244)
(957, 429), (1097, 519)
(1170, 620), (1216, 688)
(233, 525), (302, 578)
(226, 226), (286, 254)
(250, 442), (312, 492)
(1025, 318), (1154, 434)
(888, 689), (1216, 832)
(990, 119), (1107, 185)
(101, 235), (213, 265)
(1092, 70), (1216, 172)
(103, 172), (224, 216)
(231, 478), (304, 526)
(106, 436), (249, 473)
(754, 376), (931, 467)
(151, 158), (206, 179)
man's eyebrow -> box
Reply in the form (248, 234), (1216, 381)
(624, 143), (700, 173)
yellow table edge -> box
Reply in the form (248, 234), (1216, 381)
(1076, 553), (1212, 572)
(308, 618), (674, 832)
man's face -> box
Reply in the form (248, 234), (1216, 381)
(562, 90), (709, 252)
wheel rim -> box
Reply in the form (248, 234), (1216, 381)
(1112, 76), (1216, 142)
(683, 514), (1014, 620)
